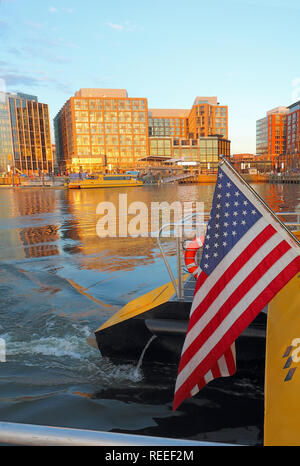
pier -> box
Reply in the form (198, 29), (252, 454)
(269, 174), (300, 184)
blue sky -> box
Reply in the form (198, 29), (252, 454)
(1, 0), (300, 153)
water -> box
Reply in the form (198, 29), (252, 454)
(0, 183), (299, 445)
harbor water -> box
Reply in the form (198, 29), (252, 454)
(0, 183), (299, 445)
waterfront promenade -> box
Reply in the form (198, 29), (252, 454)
(0, 171), (299, 188)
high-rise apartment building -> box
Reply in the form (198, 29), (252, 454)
(54, 89), (148, 172)
(55, 89), (229, 172)
(286, 101), (300, 154)
(0, 92), (14, 173)
(256, 106), (288, 166)
(285, 101), (300, 170)
(0, 92), (53, 174)
(148, 97), (228, 140)
(188, 96), (228, 139)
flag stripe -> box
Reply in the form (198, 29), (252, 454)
(173, 256), (300, 410)
(224, 344), (236, 375)
(181, 230), (283, 359)
(174, 249), (298, 396)
(179, 239), (291, 370)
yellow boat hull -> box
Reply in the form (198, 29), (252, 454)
(68, 180), (143, 189)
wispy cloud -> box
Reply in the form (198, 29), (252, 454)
(48, 6), (73, 14)
(106, 21), (142, 32)
(107, 23), (125, 31)
(0, 66), (72, 94)
(6, 44), (70, 65)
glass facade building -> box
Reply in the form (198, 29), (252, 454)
(149, 136), (230, 171)
(188, 97), (228, 139)
(256, 107), (288, 167)
(0, 92), (13, 173)
(55, 90), (229, 172)
(256, 117), (268, 156)
(54, 89), (148, 172)
(0, 92), (53, 174)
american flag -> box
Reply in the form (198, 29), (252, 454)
(173, 161), (300, 410)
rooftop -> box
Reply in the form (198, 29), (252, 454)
(193, 96), (218, 106)
(74, 88), (128, 98)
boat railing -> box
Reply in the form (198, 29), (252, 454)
(0, 421), (232, 446)
(157, 211), (300, 301)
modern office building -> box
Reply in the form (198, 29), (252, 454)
(148, 135), (230, 171)
(54, 89), (148, 172)
(187, 96), (228, 139)
(55, 89), (229, 172)
(285, 100), (300, 170)
(286, 101), (300, 154)
(0, 92), (14, 173)
(256, 102), (300, 170)
(0, 92), (53, 174)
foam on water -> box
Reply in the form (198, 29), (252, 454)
(1, 322), (143, 386)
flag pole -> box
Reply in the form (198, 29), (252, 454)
(219, 155), (300, 247)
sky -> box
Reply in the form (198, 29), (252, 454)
(1, 0), (300, 154)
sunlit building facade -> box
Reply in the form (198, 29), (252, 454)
(148, 135), (230, 171)
(188, 96), (228, 139)
(54, 89), (148, 172)
(0, 92), (14, 173)
(55, 90), (229, 172)
(0, 92), (53, 174)
(256, 106), (289, 168)
(148, 109), (189, 138)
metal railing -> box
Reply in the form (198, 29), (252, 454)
(0, 421), (232, 446)
(156, 211), (300, 300)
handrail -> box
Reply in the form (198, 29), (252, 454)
(156, 211), (300, 299)
(0, 421), (232, 446)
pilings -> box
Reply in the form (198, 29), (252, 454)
(269, 174), (300, 184)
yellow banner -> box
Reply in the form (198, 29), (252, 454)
(264, 273), (300, 445)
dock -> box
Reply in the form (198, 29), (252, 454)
(269, 174), (300, 184)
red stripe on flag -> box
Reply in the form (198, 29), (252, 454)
(189, 225), (276, 330)
(179, 239), (291, 372)
(211, 361), (221, 379)
(173, 255), (300, 410)
(194, 270), (208, 295)
(224, 346), (236, 375)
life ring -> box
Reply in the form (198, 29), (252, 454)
(184, 236), (205, 279)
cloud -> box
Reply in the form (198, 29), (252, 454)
(107, 23), (125, 31)
(1, 73), (41, 87)
(0, 70), (72, 94)
(21, 45), (70, 64)
(48, 6), (73, 14)
(106, 21), (143, 32)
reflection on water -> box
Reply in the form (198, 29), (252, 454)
(0, 183), (299, 444)
(1, 183), (299, 267)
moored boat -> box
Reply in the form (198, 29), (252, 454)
(67, 173), (143, 189)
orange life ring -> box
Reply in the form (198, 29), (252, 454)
(184, 236), (205, 279)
